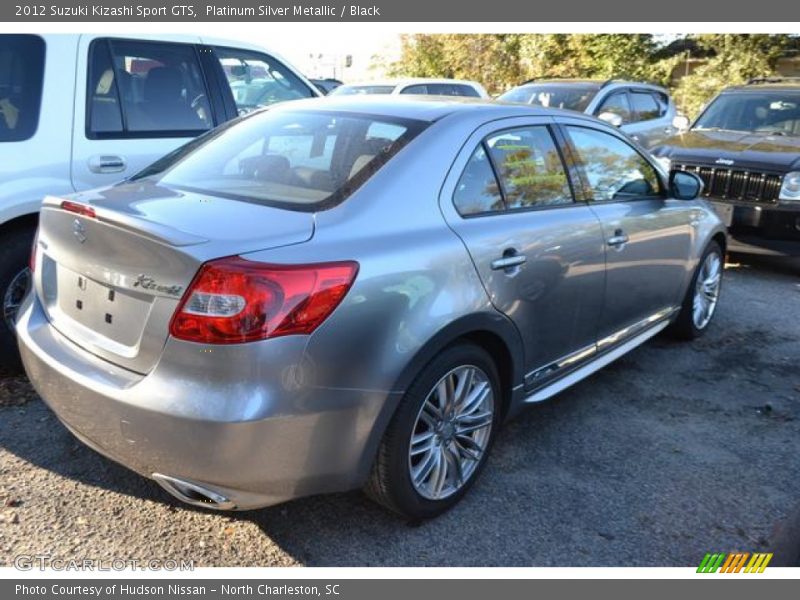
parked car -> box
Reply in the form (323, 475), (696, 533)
(651, 77), (800, 256)
(0, 33), (319, 371)
(330, 78), (489, 98)
(17, 97), (725, 519)
(498, 79), (678, 148)
(310, 78), (343, 95)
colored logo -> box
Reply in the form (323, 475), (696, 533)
(697, 552), (773, 573)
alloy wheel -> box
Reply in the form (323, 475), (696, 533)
(692, 251), (722, 330)
(2, 267), (30, 335)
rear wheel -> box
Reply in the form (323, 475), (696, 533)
(0, 228), (35, 375)
(670, 240), (723, 340)
(365, 342), (500, 519)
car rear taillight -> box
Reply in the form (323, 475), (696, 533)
(30, 228), (39, 273)
(60, 200), (96, 219)
(169, 257), (359, 344)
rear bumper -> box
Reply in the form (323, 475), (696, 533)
(16, 293), (395, 510)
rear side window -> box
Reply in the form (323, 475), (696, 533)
(0, 34), (45, 142)
(453, 144), (504, 216)
(87, 38), (213, 138)
(566, 126), (661, 201)
(401, 83), (480, 97)
(214, 47), (314, 115)
(597, 92), (632, 123)
(630, 91), (661, 121)
(143, 110), (427, 211)
(486, 127), (572, 209)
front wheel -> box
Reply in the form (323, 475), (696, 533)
(670, 240), (723, 340)
(365, 343), (501, 519)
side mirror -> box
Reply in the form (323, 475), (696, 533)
(598, 111), (624, 128)
(672, 115), (690, 132)
(670, 170), (703, 200)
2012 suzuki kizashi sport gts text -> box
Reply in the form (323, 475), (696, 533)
(17, 97), (726, 519)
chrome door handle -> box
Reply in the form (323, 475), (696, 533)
(88, 154), (127, 174)
(607, 232), (629, 247)
(491, 254), (527, 271)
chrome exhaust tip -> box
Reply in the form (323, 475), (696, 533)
(152, 473), (237, 510)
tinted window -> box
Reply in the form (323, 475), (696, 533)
(597, 92), (632, 123)
(88, 39), (213, 137)
(400, 84), (428, 95)
(653, 92), (669, 117)
(215, 47), (314, 115)
(498, 84), (597, 112)
(566, 126), (661, 201)
(630, 91), (660, 121)
(453, 144), (504, 216)
(0, 34), (45, 142)
(486, 126), (572, 209)
(694, 92), (800, 135)
(144, 110), (426, 210)
(409, 83), (480, 97)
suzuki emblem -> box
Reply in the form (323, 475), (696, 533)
(73, 219), (87, 244)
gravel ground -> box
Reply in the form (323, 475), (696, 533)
(1, 255), (798, 567)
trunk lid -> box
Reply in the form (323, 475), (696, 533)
(35, 182), (315, 374)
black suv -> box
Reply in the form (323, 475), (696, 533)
(652, 78), (800, 256)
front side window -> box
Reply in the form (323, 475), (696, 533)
(630, 91), (661, 122)
(0, 34), (45, 142)
(136, 110), (426, 211)
(597, 92), (632, 123)
(453, 144), (504, 216)
(486, 126), (573, 209)
(566, 126), (661, 201)
(694, 91), (800, 135)
(87, 39), (213, 138)
(214, 47), (314, 115)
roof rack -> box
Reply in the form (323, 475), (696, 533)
(746, 76), (800, 85)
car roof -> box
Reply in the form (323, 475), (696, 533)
(723, 81), (800, 92)
(514, 79), (668, 92)
(269, 95), (599, 123)
(340, 78), (483, 88)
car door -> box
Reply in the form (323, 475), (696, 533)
(560, 120), (694, 347)
(71, 36), (215, 191)
(624, 89), (674, 148)
(439, 117), (606, 389)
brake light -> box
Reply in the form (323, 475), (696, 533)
(169, 257), (359, 344)
(30, 228), (39, 273)
(60, 200), (96, 219)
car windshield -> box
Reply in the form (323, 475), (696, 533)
(330, 85), (396, 96)
(694, 91), (800, 135)
(132, 110), (427, 211)
(498, 84), (598, 112)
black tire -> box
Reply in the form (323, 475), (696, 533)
(365, 342), (501, 519)
(0, 227), (35, 375)
(669, 240), (723, 340)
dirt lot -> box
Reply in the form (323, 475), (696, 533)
(1, 255), (798, 567)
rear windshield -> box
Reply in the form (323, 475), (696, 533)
(134, 109), (427, 210)
(498, 84), (598, 112)
(331, 85), (396, 96)
(0, 35), (45, 142)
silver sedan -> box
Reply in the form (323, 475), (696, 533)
(17, 97), (725, 519)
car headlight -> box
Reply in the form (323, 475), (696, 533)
(779, 171), (800, 201)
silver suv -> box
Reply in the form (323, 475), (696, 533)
(498, 79), (679, 148)
(17, 97), (725, 519)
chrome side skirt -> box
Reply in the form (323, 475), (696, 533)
(523, 317), (671, 404)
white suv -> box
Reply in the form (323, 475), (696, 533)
(0, 33), (319, 370)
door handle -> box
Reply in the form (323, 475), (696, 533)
(88, 154), (127, 174)
(607, 230), (629, 247)
(491, 253), (527, 271)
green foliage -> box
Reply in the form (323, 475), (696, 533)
(385, 34), (798, 118)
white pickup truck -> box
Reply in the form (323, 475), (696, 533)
(0, 33), (319, 370)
